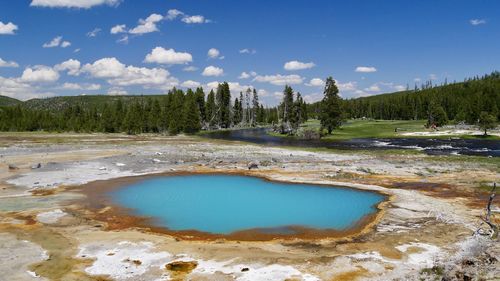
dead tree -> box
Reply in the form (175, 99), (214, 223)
(476, 182), (498, 239)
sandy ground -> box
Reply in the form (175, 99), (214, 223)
(0, 133), (498, 281)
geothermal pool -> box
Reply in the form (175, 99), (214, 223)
(109, 175), (384, 235)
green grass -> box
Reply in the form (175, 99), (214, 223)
(270, 119), (500, 140)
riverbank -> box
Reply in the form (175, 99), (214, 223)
(0, 132), (498, 280)
(268, 119), (500, 140)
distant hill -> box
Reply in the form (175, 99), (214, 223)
(21, 94), (166, 111)
(342, 71), (500, 123)
(0, 95), (21, 106)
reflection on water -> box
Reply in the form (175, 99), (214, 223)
(203, 128), (500, 157)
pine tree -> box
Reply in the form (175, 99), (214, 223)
(251, 89), (259, 126)
(182, 90), (201, 134)
(195, 87), (206, 123)
(319, 77), (343, 134)
(206, 90), (216, 128)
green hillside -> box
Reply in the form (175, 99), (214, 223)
(22, 95), (166, 111)
(0, 95), (21, 106)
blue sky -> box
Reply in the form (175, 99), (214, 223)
(0, 0), (499, 104)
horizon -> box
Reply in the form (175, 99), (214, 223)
(1, 0), (499, 104)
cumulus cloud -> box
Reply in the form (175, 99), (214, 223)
(87, 28), (101, 37)
(166, 9), (184, 20)
(81, 57), (179, 89)
(305, 78), (324, 87)
(239, 48), (256, 54)
(0, 76), (54, 100)
(337, 81), (357, 91)
(303, 93), (323, 103)
(129, 13), (163, 35)
(30, 0), (120, 9)
(207, 48), (222, 59)
(470, 19), (486, 26)
(355, 66), (377, 73)
(253, 74), (303, 85)
(202, 66), (224, 77)
(0, 21), (18, 35)
(117, 35), (129, 44)
(54, 59), (81, 76)
(205, 81), (253, 97)
(0, 58), (19, 68)
(21, 66), (60, 83)
(182, 15), (209, 24)
(144, 47), (193, 65)
(60, 82), (100, 90)
(43, 36), (62, 48)
(181, 80), (201, 88)
(61, 41), (71, 48)
(110, 24), (126, 34)
(107, 86), (127, 96)
(183, 66), (198, 72)
(364, 84), (381, 92)
(43, 36), (71, 48)
(284, 60), (315, 71)
(239, 72), (251, 79)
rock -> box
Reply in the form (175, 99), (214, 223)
(8, 164), (18, 170)
(241, 267), (250, 272)
(98, 167), (107, 170)
(248, 161), (259, 170)
(152, 158), (161, 163)
(115, 162), (126, 167)
(31, 163), (42, 169)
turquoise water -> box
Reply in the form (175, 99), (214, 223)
(110, 175), (384, 234)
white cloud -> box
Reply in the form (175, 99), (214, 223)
(74, 48), (81, 53)
(129, 13), (163, 35)
(239, 48), (256, 54)
(182, 15), (209, 24)
(364, 82), (405, 93)
(257, 89), (268, 97)
(429, 73), (437, 80)
(253, 74), (303, 85)
(21, 66), (60, 83)
(183, 66), (198, 72)
(355, 66), (377, 73)
(364, 84), (381, 92)
(0, 21), (18, 35)
(166, 9), (184, 20)
(60, 82), (100, 90)
(239, 72), (251, 79)
(414, 77), (421, 82)
(303, 93), (323, 103)
(30, 0), (120, 9)
(337, 81), (357, 92)
(205, 81), (253, 97)
(284, 60), (315, 71)
(181, 80), (201, 88)
(61, 41), (71, 48)
(0, 76), (54, 100)
(54, 59), (81, 76)
(470, 19), (486, 26)
(81, 57), (125, 78)
(107, 86), (127, 96)
(202, 66), (224, 77)
(144, 47), (193, 65)
(42, 36), (71, 48)
(110, 24), (126, 34)
(0, 58), (19, 68)
(207, 48), (221, 59)
(305, 78), (324, 87)
(117, 35), (129, 44)
(81, 57), (179, 89)
(43, 36), (62, 48)
(87, 28), (101, 37)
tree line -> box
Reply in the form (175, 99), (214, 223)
(0, 82), (283, 134)
(341, 71), (500, 125)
